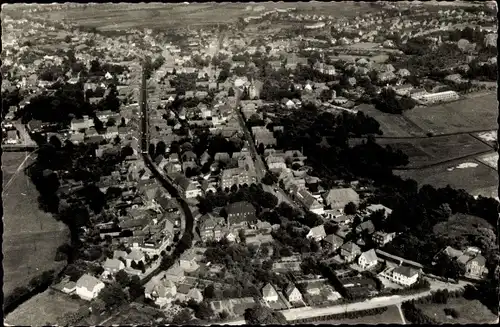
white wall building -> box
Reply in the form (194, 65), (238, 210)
(75, 274), (105, 301)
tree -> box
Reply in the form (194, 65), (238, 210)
(261, 171), (276, 185)
(195, 301), (214, 320)
(204, 284), (216, 299)
(244, 305), (287, 324)
(172, 308), (193, 324)
(106, 117), (116, 126)
(129, 275), (144, 299)
(98, 283), (128, 308)
(228, 87), (235, 97)
(155, 141), (167, 157)
(344, 202), (358, 215)
(115, 270), (130, 287)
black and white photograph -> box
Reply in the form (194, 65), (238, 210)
(1, 1), (499, 325)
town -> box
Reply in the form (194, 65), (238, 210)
(2, 2), (498, 326)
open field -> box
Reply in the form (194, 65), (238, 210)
(102, 303), (167, 325)
(415, 297), (498, 324)
(2, 152), (69, 297)
(355, 104), (427, 137)
(5, 289), (85, 326)
(2, 151), (30, 187)
(403, 92), (498, 135)
(23, 2), (379, 31)
(351, 134), (493, 168)
(395, 158), (498, 199)
(298, 305), (404, 325)
(476, 152), (498, 170)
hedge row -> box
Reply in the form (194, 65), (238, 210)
(290, 307), (388, 324)
(401, 301), (437, 324)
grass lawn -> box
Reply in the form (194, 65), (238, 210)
(2, 152), (69, 297)
(395, 158), (498, 199)
(5, 289), (85, 326)
(415, 297), (498, 324)
(403, 92), (497, 135)
(299, 305), (404, 325)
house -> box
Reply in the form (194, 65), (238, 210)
(323, 188), (360, 210)
(70, 115), (94, 131)
(284, 284), (303, 303)
(355, 220), (375, 235)
(340, 242), (361, 262)
(75, 274), (105, 301)
(358, 249), (379, 270)
(226, 201), (257, 230)
(187, 288), (204, 303)
(199, 213), (226, 242)
(294, 188), (324, 215)
(144, 272), (177, 308)
(306, 225), (327, 242)
(262, 283), (279, 302)
(220, 167), (256, 189)
(5, 130), (19, 144)
(323, 234), (344, 251)
(391, 266), (419, 286)
(464, 255), (488, 279)
(171, 173), (202, 198)
(372, 231), (396, 247)
(179, 248), (200, 272)
(102, 258), (125, 274)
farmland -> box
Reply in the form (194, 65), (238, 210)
(5, 289), (85, 326)
(24, 2), (380, 31)
(2, 152), (69, 297)
(415, 297), (498, 324)
(395, 158), (498, 199)
(351, 134), (494, 168)
(403, 92), (498, 135)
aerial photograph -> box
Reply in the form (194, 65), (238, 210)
(1, 1), (498, 325)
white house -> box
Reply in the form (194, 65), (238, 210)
(306, 225), (327, 242)
(262, 283), (279, 302)
(284, 284), (303, 303)
(75, 274), (105, 301)
(102, 258), (125, 274)
(144, 273), (177, 308)
(358, 249), (379, 270)
(391, 266), (419, 286)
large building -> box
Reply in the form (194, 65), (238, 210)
(414, 90), (459, 103)
(220, 167), (256, 190)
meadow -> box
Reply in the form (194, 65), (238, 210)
(395, 158), (498, 199)
(2, 152), (69, 297)
(403, 92), (498, 135)
(300, 305), (404, 325)
(5, 289), (85, 326)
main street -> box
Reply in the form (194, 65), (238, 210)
(233, 89), (300, 209)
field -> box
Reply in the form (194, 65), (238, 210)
(356, 104), (427, 137)
(5, 289), (85, 326)
(2, 152), (69, 297)
(299, 305), (404, 325)
(403, 92), (498, 135)
(395, 158), (498, 199)
(415, 297), (498, 324)
(476, 152), (498, 170)
(351, 134), (493, 168)
(20, 2), (379, 31)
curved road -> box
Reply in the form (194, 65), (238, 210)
(139, 64), (194, 254)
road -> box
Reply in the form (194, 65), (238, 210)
(233, 89), (300, 209)
(223, 278), (470, 324)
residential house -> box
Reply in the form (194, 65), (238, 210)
(144, 273), (177, 308)
(75, 274), (105, 301)
(171, 173), (202, 198)
(372, 231), (396, 247)
(358, 249), (379, 270)
(294, 188), (325, 215)
(220, 167), (256, 190)
(306, 225), (327, 242)
(391, 266), (419, 286)
(186, 288), (204, 303)
(71, 115), (94, 131)
(340, 242), (361, 263)
(323, 188), (360, 211)
(365, 204), (392, 219)
(262, 283), (279, 303)
(355, 220), (375, 235)
(5, 130), (19, 144)
(199, 213), (226, 242)
(225, 201), (257, 230)
(102, 258), (125, 275)
(323, 234), (344, 251)
(285, 284), (303, 303)
(464, 255), (488, 279)
(266, 155), (287, 172)
(179, 248), (200, 272)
